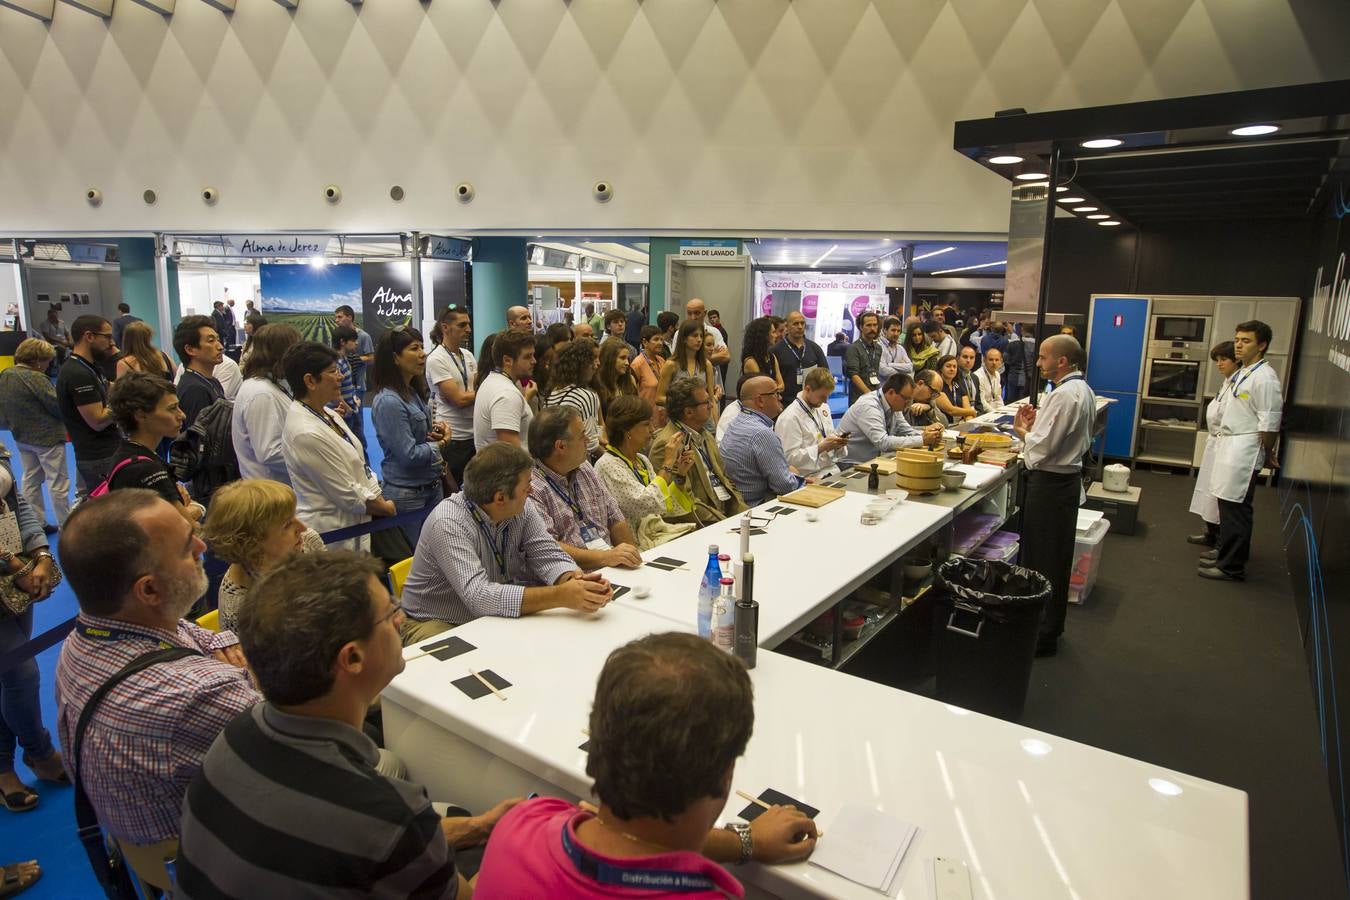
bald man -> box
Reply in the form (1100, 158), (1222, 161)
(507, 306), (534, 332)
(684, 298), (731, 366)
(772, 310), (829, 404)
(572, 321), (595, 341)
(1013, 334), (1095, 657)
(719, 376), (804, 506)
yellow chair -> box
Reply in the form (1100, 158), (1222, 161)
(389, 557), (413, 598)
(196, 609), (220, 632)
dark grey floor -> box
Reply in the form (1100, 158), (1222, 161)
(847, 469), (1347, 899)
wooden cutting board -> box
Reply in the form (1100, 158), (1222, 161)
(779, 484), (848, 508)
(853, 458), (898, 475)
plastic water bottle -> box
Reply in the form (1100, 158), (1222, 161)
(698, 544), (720, 639)
(713, 577), (735, 652)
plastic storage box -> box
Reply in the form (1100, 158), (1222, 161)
(1068, 518), (1110, 604)
(969, 531), (1020, 563)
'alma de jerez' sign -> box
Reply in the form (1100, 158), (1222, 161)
(225, 234), (330, 258)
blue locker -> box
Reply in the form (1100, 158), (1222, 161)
(1086, 297), (1149, 393)
(1093, 389), (1139, 458)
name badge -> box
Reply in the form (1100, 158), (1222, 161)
(796, 371), (805, 386)
(713, 484), (733, 502)
(868, 374), (881, 387)
(580, 522), (610, 551)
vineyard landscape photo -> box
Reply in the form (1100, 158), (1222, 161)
(258, 262), (366, 343)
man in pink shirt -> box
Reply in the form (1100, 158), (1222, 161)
(474, 633), (817, 898)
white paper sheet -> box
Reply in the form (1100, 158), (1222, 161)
(809, 805), (919, 893)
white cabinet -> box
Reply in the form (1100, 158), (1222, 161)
(1211, 296), (1298, 384)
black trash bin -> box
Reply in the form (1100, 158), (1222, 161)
(934, 557), (1051, 720)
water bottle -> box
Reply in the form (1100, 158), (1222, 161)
(698, 544), (720, 639)
(713, 578), (736, 652)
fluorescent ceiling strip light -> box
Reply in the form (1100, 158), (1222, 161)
(809, 244), (839, 268)
(930, 260), (1007, 275)
(911, 246), (957, 262)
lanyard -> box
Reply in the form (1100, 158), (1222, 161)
(559, 821), (717, 894)
(785, 340), (807, 365)
(796, 398), (826, 439)
(537, 464), (601, 532)
(80, 623), (177, 651)
(875, 389), (894, 430)
(73, 355), (109, 401)
(303, 403), (355, 449)
(680, 426), (724, 487)
(641, 350), (659, 371)
(605, 446), (650, 486)
(468, 502), (510, 581)
(185, 368), (223, 398)
(1228, 359), (1266, 395)
(448, 347), (469, 387)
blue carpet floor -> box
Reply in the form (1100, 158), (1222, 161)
(0, 417), (385, 898)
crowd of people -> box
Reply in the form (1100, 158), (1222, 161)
(0, 294), (1126, 897)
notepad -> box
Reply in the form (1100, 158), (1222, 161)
(809, 805), (918, 895)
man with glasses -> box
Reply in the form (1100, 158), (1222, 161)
(178, 550), (523, 899)
(55, 314), (122, 497)
(55, 490), (258, 862)
(652, 376), (746, 524)
(719, 376), (805, 507)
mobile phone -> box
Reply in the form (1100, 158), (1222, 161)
(933, 857), (973, 900)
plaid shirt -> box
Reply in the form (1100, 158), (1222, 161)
(55, 614), (260, 845)
(528, 462), (626, 548)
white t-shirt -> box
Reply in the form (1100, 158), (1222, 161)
(703, 321), (727, 350)
(473, 371), (533, 450)
(425, 343), (477, 441)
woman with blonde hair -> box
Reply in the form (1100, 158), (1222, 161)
(202, 479), (325, 631)
(113, 321), (173, 380)
(0, 339), (69, 530)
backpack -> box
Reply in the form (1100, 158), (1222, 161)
(88, 455), (153, 500)
(169, 398), (240, 502)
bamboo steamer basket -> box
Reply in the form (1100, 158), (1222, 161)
(896, 473), (943, 493)
(894, 449), (944, 480)
(964, 433), (1013, 452)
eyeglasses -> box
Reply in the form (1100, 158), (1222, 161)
(376, 600), (403, 627)
(754, 391), (783, 402)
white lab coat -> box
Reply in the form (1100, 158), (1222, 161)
(1188, 383), (1231, 524)
(774, 398), (843, 477)
(282, 400), (382, 551)
(1207, 360), (1282, 503)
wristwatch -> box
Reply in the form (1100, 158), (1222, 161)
(725, 822), (753, 865)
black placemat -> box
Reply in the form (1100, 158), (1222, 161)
(429, 637), (475, 661)
(738, 788), (820, 822)
(451, 669), (512, 699)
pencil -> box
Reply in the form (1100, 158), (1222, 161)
(470, 668), (507, 701)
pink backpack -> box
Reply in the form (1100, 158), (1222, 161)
(88, 456), (152, 499)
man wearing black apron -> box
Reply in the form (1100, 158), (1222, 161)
(1014, 335), (1095, 658)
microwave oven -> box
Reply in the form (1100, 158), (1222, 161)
(1143, 356), (1202, 402)
(1148, 315), (1210, 350)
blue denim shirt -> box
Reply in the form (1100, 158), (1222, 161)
(370, 389), (443, 486)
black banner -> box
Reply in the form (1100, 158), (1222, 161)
(359, 260), (467, 343)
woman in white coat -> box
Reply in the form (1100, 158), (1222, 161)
(1187, 341), (1239, 547)
(231, 323), (301, 483)
(281, 341), (395, 552)
(1198, 321), (1283, 582)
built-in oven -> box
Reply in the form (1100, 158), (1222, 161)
(1147, 315), (1210, 353)
(1143, 354), (1203, 402)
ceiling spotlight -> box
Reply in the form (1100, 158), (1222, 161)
(1086, 213), (1110, 219)
(988, 155), (1023, 165)
(1056, 186), (1069, 192)
(1057, 196), (1085, 204)
(1015, 172), (1048, 180)
(1098, 220), (1121, 226)
(632, 267), (644, 274)
(1072, 206), (1098, 213)
(1080, 138), (1122, 149)
(1230, 124), (1279, 137)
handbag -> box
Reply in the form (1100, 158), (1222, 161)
(0, 502), (60, 618)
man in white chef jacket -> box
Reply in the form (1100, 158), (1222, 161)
(1187, 341), (1238, 548)
(775, 367), (849, 478)
(1198, 321), (1283, 581)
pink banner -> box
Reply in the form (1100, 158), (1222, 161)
(802, 294), (819, 318)
(850, 295), (871, 318)
(761, 295), (774, 316)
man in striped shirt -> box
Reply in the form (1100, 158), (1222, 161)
(54, 490), (259, 850)
(178, 551), (523, 899)
(400, 443), (614, 645)
(720, 376), (804, 506)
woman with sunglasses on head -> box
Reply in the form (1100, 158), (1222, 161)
(369, 327), (452, 546)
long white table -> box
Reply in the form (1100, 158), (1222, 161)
(384, 612), (1249, 899)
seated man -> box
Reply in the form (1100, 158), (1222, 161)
(775, 366), (849, 478)
(905, 370), (947, 427)
(837, 373), (942, 466)
(720, 376), (804, 506)
(400, 443), (614, 644)
(55, 490), (259, 854)
(177, 551), (522, 899)
(714, 374), (751, 443)
(651, 376), (747, 525)
(475, 632), (818, 898)
(528, 407), (643, 571)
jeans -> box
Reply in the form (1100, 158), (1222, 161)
(0, 608), (54, 772)
(382, 480), (444, 548)
(16, 442), (71, 526)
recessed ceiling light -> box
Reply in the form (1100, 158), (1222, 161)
(911, 246), (956, 262)
(1072, 206), (1098, 213)
(1055, 186), (1069, 192)
(1230, 124), (1279, 137)
(1148, 778), (1183, 797)
(1098, 220), (1121, 226)
(988, 155), (1023, 165)
(930, 260), (1007, 275)
(1086, 213), (1110, 219)
(1080, 138), (1122, 149)
(632, 267), (644, 274)
(1015, 172), (1048, 180)
(1057, 196), (1085, 204)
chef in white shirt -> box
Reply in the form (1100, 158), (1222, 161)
(775, 367), (848, 478)
(1199, 321), (1283, 582)
(1187, 341), (1238, 549)
(1013, 335), (1095, 658)
(972, 347), (1004, 412)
